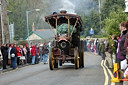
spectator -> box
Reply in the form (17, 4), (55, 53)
(99, 40), (106, 60)
(90, 41), (94, 52)
(94, 39), (97, 54)
(23, 46), (27, 64)
(39, 44), (43, 62)
(20, 45), (25, 65)
(96, 39), (101, 55)
(10, 44), (17, 69)
(105, 39), (113, 69)
(16, 45), (22, 65)
(0, 47), (3, 69)
(84, 39), (87, 51)
(31, 45), (37, 65)
(6, 44), (9, 65)
(42, 43), (49, 64)
(111, 35), (118, 63)
(25, 44), (30, 64)
(1, 44), (8, 69)
(8, 44), (13, 66)
(86, 39), (89, 52)
(35, 46), (40, 64)
(117, 21), (128, 69)
(88, 43), (91, 52)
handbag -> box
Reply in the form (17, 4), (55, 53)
(8, 59), (11, 65)
(20, 56), (25, 60)
(121, 59), (127, 70)
(11, 53), (15, 57)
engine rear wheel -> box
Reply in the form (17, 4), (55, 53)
(74, 47), (79, 69)
(80, 40), (84, 68)
(49, 48), (54, 70)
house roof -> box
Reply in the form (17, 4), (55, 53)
(24, 29), (56, 40)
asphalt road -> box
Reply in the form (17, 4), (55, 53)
(0, 52), (123, 85)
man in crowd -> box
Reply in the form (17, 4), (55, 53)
(1, 44), (8, 69)
(105, 39), (113, 69)
(10, 44), (17, 69)
(42, 43), (49, 64)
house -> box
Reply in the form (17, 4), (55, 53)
(24, 29), (56, 45)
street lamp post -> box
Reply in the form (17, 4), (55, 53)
(26, 9), (40, 46)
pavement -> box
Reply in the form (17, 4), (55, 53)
(0, 52), (127, 85)
(0, 64), (30, 74)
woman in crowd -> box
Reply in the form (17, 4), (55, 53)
(31, 45), (37, 65)
(117, 21), (128, 69)
(23, 46), (27, 64)
(16, 45), (22, 65)
(20, 45), (25, 65)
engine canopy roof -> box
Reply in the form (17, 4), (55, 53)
(45, 13), (83, 32)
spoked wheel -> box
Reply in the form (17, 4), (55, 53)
(79, 40), (84, 68)
(74, 47), (79, 69)
(49, 48), (54, 70)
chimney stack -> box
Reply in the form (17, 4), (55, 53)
(32, 22), (35, 31)
(60, 10), (67, 14)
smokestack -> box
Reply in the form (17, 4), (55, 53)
(60, 10), (67, 14)
(32, 22), (35, 31)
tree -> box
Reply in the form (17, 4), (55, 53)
(103, 9), (127, 36)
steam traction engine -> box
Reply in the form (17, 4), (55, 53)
(45, 10), (84, 70)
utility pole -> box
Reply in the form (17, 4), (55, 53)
(0, 0), (10, 44)
(0, 0), (4, 44)
(98, 0), (101, 30)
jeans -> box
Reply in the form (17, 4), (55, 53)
(101, 53), (106, 60)
(87, 46), (89, 52)
(43, 54), (48, 63)
(35, 55), (39, 64)
(40, 54), (43, 62)
(32, 56), (35, 64)
(12, 57), (17, 69)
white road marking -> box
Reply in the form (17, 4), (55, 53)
(101, 60), (109, 85)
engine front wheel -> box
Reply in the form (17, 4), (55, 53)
(80, 40), (84, 68)
(74, 47), (79, 69)
(49, 48), (55, 70)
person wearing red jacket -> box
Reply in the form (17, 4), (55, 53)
(31, 45), (37, 64)
(16, 45), (22, 65)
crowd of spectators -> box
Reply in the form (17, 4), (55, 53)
(85, 21), (128, 79)
(0, 42), (49, 70)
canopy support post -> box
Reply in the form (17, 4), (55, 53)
(68, 19), (70, 37)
